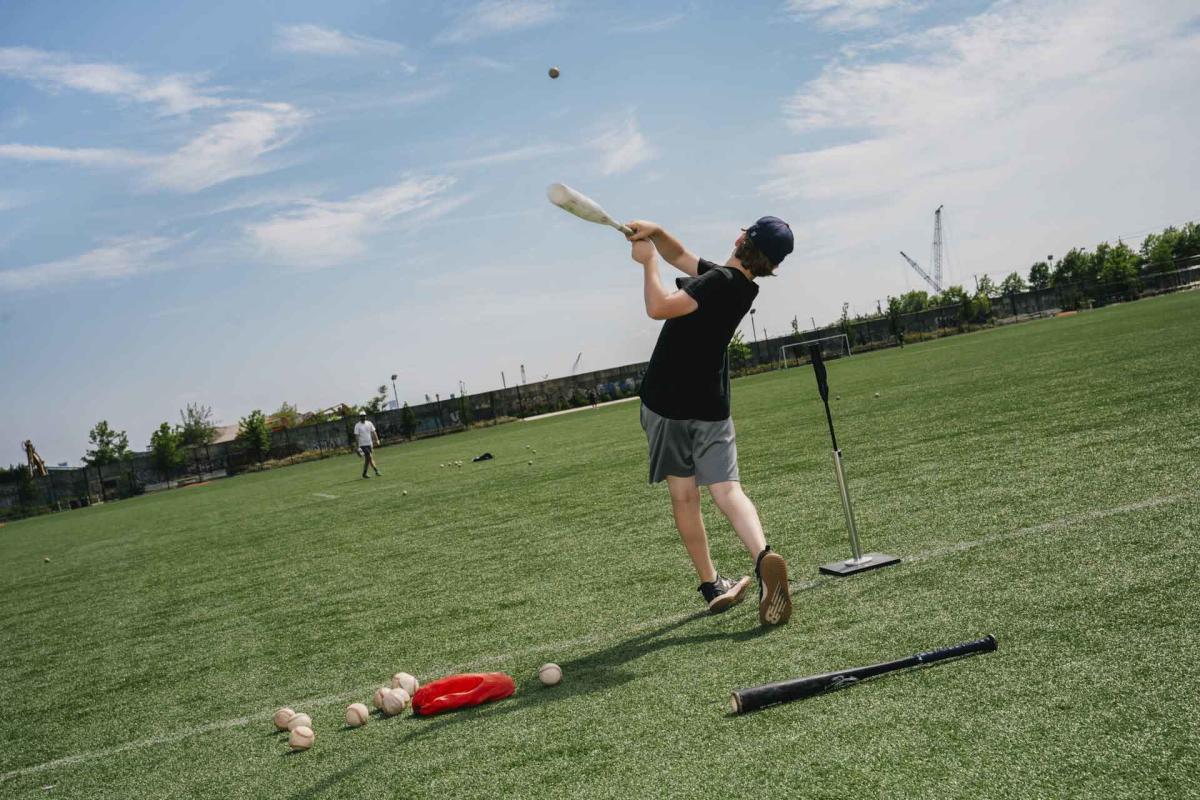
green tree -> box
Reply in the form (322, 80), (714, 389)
(790, 316), (800, 335)
(400, 402), (418, 440)
(898, 290), (929, 314)
(272, 401), (301, 429)
(838, 302), (852, 342)
(976, 274), (998, 297)
(84, 420), (130, 467)
(238, 410), (272, 464)
(886, 296), (904, 344)
(149, 422), (184, 480)
(1096, 241), (1140, 293)
(16, 465), (40, 513)
(178, 403), (217, 447)
(971, 290), (992, 322)
(727, 330), (751, 375)
(1051, 248), (1093, 286)
(364, 385), (389, 414)
(1028, 262), (1051, 289)
(999, 272), (1027, 295)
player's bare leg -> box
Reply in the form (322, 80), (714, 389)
(709, 481), (790, 625)
(708, 481), (767, 555)
(668, 476), (750, 613)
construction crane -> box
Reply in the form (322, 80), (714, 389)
(931, 205), (945, 291)
(899, 251), (942, 294)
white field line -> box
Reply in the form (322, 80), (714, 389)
(2, 491), (1192, 784)
(521, 396), (638, 422)
(313, 492), (338, 499)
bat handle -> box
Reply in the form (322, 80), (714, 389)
(613, 222), (633, 236)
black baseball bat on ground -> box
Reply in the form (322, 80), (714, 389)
(730, 635), (997, 714)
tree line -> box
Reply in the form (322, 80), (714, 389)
(874, 219), (1198, 325)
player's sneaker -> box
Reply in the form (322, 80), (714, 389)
(755, 547), (792, 625)
(698, 574), (751, 614)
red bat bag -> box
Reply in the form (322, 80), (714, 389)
(411, 672), (516, 716)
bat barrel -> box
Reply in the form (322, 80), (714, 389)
(730, 635), (997, 714)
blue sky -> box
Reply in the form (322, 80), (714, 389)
(2, 0), (1198, 466)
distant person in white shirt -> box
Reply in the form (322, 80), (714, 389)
(354, 411), (381, 478)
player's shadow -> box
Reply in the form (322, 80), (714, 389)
(289, 612), (770, 799)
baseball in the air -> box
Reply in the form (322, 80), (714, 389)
(346, 702), (369, 727)
(287, 712), (312, 731)
(548, 66), (560, 79)
(538, 663), (563, 686)
(372, 686), (391, 710)
(272, 707), (296, 731)
(391, 672), (420, 696)
(382, 687), (409, 716)
(289, 726), (315, 751)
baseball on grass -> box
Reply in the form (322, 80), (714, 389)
(382, 687), (409, 716)
(287, 712), (312, 731)
(346, 702), (369, 727)
(538, 663), (563, 686)
(372, 686), (391, 710)
(391, 672), (420, 695)
(548, 66), (560, 79)
(272, 707), (296, 731)
(289, 726), (315, 751)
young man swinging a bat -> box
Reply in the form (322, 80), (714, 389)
(625, 217), (795, 625)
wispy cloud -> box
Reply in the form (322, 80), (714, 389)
(0, 143), (149, 168)
(437, 0), (561, 44)
(0, 46), (220, 115)
(245, 176), (457, 268)
(0, 236), (179, 291)
(785, 0), (917, 30)
(763, 0), (1200, 276)
(274, 23), (414, 70)
(0, 103), (304, 192)
(590, 113), (655, 176)
(146, 104), (305, 192)
(611, 13), (686, 33)
(459, 55), (515, 72)
(444, 142), (571, 169)
(0, 46), (307, 193)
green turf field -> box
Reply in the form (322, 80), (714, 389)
(3, 291), (1198, 799)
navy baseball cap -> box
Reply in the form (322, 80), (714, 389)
(744, 216), (794, 266)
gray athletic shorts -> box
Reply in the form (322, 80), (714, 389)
(640, 403), (739, 486)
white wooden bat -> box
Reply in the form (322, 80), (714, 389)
(546, 183), (632, 236)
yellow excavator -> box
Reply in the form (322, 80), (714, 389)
(23, 440), (47, 477)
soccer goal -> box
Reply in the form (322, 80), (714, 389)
(780, 334), (851, 367)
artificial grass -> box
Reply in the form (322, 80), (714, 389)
(1, 291), (1197, 799)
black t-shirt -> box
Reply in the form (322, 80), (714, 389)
(639, 258), (759, 421)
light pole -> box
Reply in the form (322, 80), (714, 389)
(390, 374), (400, 411)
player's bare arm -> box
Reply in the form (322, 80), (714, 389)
(626, 220), (700, 277)
(632, 240), (698, 320)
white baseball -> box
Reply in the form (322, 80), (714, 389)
(538, 663), (563, 686)
(272, 707), (296, 731)
(391, 672), (420, 695)
(289, 725), (315, 751)
(287, 712), (312, 731)
(346, 702), (369, 727)
(382, 687), (409, 716)
(372, 686), (391, 710)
